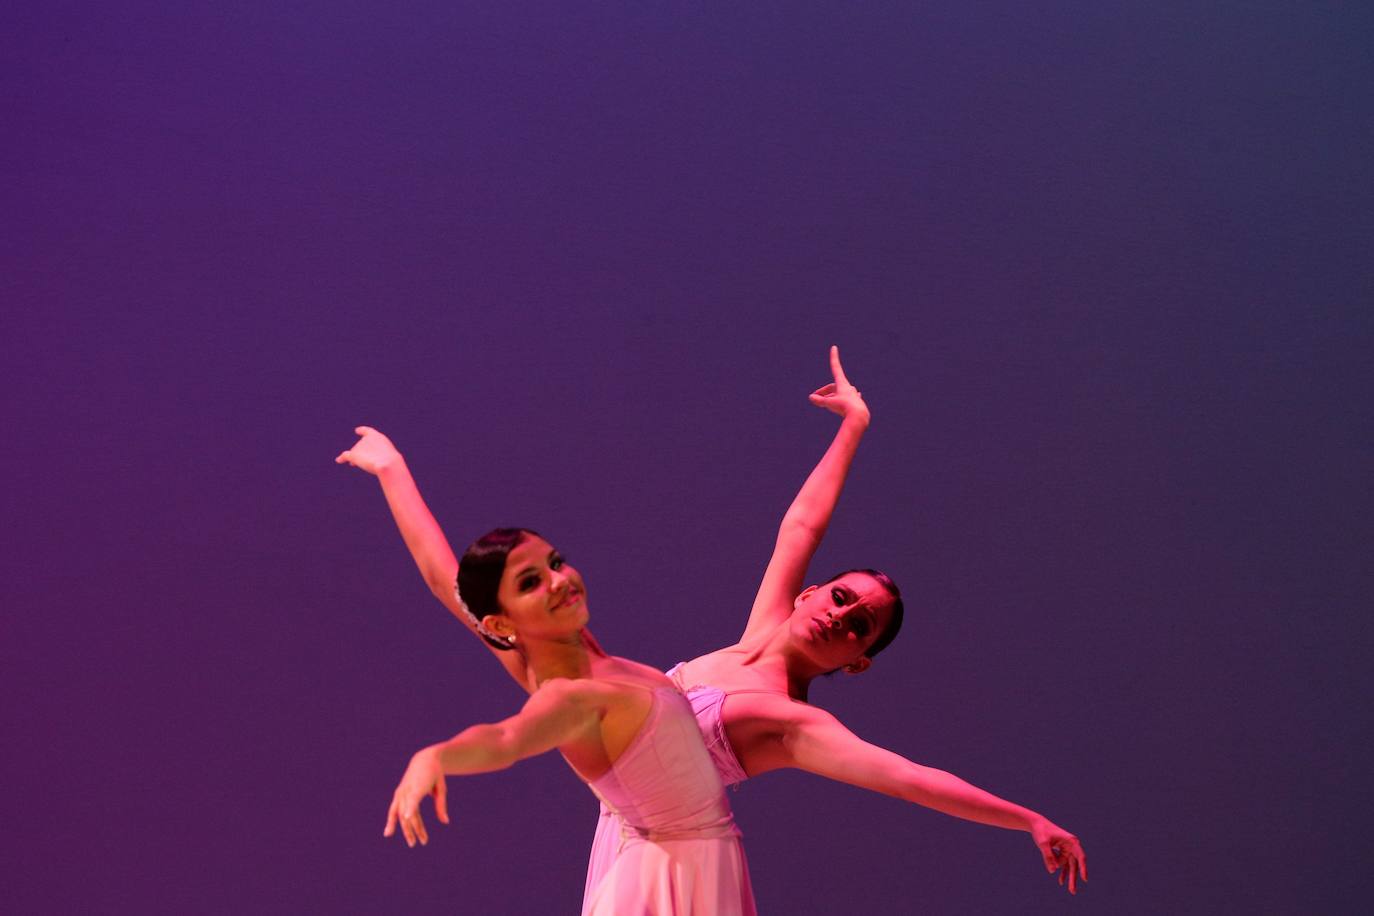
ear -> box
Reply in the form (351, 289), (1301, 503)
(482, 613), (517, 642)
(842, 656), (871, 676)
(794, 585), (819, 608)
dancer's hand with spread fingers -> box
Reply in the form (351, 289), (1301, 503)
(1031, 817), (1088, 894)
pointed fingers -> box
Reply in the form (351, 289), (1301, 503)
(384, 799), (398, 837)
(355, 426), (376, 436)
(398, 794), (419, 847)
(412, 809), (428, 846)
(335, 451), (351, 464)
(830, 345), (851, 387)
(433, 779), (450, 825)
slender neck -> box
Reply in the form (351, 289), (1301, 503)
(521, 629), (599, 686)
(746, 621), (826, 702)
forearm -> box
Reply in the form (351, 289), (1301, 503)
(787, 713), (1042, 834)
(429, 680), (594, 776)
(373, 456), (460, 595)
(899, 764), (1043, 833)
(426, 723), (518, 776)
(781, 414), (869, 537)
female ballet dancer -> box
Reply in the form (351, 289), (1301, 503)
(381, 527), (756, 915)
(337, 346), (1087, 895)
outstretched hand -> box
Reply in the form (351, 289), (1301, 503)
(1030, 817), (1087, 895)
(384, 748), (450, 848)
(335, 426), (402, 476)
(808, 346), (869, 425)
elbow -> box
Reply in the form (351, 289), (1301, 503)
(460, 724), (519, 772)
(777, 517), (824, 544)
(429, 577), (454, 603)
(428, 569), (461, 605)
(478, 724), (519, 770)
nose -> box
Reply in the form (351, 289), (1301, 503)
(550, 567), (573, 597)
(826, 612), (842, 630)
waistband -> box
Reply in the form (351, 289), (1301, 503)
(618, 820), (742, 844)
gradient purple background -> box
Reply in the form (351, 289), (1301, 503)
(5, 3), (1372, 913)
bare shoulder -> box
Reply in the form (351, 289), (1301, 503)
(597, 654), (675, 689)
(678, 643), (767, 689)
(530, 668), (663, 712)
(529, 676), (613, 711)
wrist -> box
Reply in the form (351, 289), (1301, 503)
(375, 453), (409, 479)
(418, 744), (450, 774)
(842, 411), (870, 432)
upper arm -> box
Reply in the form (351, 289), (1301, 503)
(737, 415), (868, 643)
(499, 679), (602, 761)
(738, 521), (819, 643)
(779, 706), (928, 801)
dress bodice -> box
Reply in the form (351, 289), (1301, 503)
(664, 663), (751, 787)
(586, 686), (739, 841)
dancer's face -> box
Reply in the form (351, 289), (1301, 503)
(788, 572), (896, 673)
(483, 535), (589, 643)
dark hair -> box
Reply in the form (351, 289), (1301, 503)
(456, 527), (542, 651)
(823, 568), (905, 659)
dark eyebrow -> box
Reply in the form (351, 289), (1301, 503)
(848, 595), (877, 625)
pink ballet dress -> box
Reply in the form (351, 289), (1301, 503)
(584, 667), (758, 913)
(580, 685), (756, 915)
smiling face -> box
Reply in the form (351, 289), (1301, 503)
(480, 534), (589, 644)
(787, 572), (897, 673)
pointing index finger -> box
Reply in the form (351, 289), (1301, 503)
(829, 345), (851, 388)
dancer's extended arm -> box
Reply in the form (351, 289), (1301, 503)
(741, 346), (871, 643)
(742, 697), (1087, 893)
(335, 426), (532, 688)
(382, 679), (605, 847)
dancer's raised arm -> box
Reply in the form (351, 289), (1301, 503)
(739, 695), (1087, 894)
(335, 426), (531, 688)
(741, 346), (872, 643)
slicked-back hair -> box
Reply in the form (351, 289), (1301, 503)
(457, 527), (542, 651)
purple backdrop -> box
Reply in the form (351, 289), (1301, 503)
(5, 2), (1371, 913)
